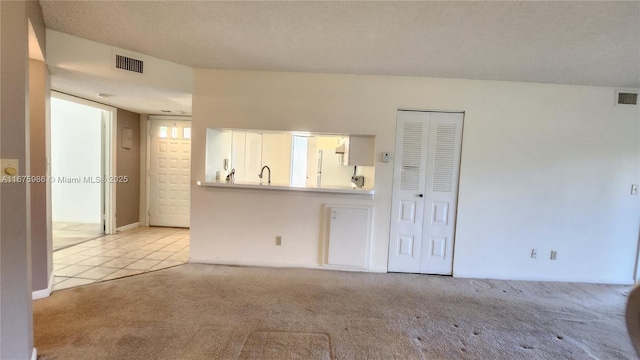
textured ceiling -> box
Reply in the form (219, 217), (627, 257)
(41, 1), (639, 91)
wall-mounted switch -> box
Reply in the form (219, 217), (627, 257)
(631, 184), (638, 195)
(1, 159), (19, 182)
(531, 248), (537, 259)
(381, 152), (391, 163)
(550, 250), (557, 260)
(275, 236), (282, 246)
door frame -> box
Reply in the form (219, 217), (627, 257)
(50, 91), (117, 234)
(388, 108), (465, 274)
(144, 115), (192, 227)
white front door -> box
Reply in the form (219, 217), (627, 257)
(149, 120), (191, 227)
(388, 111), (463, 275)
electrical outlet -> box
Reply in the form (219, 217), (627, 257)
(531, 248), (537, 259)
(550, 250), (557, 260)
(275, 236), (282, 246)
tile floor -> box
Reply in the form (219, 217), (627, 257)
(53, 221), (104, 251)
(53, 226), (189, 291)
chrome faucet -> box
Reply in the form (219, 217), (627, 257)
(258, 165), (271, 184)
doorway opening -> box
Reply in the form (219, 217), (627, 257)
(50, 93), (116, 250)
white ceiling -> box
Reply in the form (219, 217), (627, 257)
(40, 1), (639, 114)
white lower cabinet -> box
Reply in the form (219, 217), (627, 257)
(324, 204), (372, 269)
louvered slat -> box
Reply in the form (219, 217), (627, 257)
(432, 124), (456, 192)
(400, 122), (423, 190)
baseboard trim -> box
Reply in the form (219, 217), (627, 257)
(116, 222), (140, 232)
(31, 347), (37, 360)
(189, 258), (320, 270)
(32, 271), (55, 300)
(188, 258), (387, 273)
(452, 271), (635, 285)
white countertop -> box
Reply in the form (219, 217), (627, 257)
(196, 180), (375, 196)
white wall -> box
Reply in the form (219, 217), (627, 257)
(191, 69), (639, 284)
(51, 97), (103, 223)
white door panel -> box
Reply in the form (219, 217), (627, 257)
(150, 120), (191, 227)
(326, 206), (371, 268)
(420, 113), (463, 274)
(388, 111), (430, 273)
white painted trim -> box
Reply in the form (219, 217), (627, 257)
(52, 91), (117, 112)
(31, 348), (37, 360)
(103, 109), (117, 234)
(188, 258), (387, 273)
(32, 271), (55, 300)
(452, 271), (636, 285)
(148, 115), (192, 122)
(398, 108), (466, 114)
(116, 222), (140, 232)
(144, 118), (151, 226)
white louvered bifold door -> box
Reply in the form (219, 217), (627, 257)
(388, 111), (463, 274)
(420, 112), (463, 275)
(388, 111), (430, 273)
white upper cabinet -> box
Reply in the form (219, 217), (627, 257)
(340, 135), (375, 166)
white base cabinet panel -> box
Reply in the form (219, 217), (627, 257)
(324, 204), (372, 269)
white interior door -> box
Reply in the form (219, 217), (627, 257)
(150, 120), (191, 227)
(388, 111), (430, 273)
(388, 111), (463, 275)
(419, 112), (463, 274)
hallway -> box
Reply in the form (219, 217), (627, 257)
(53, 227), (189, 291)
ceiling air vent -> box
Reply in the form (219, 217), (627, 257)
(115, 54), (144, 74)
(616, 91), (638, 105)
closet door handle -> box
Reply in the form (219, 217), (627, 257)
(418, 194), (424, 198)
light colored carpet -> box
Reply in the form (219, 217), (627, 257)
(33, 264), (637, 359)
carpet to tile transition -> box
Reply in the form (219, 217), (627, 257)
(33, 264), (637, 359)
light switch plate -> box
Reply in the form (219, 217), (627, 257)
(1, 159), (19, 182)
(381, 152), (391, 163)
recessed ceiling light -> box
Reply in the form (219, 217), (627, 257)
(161, 110), (172, 113)
(96, 93), (112, 98)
